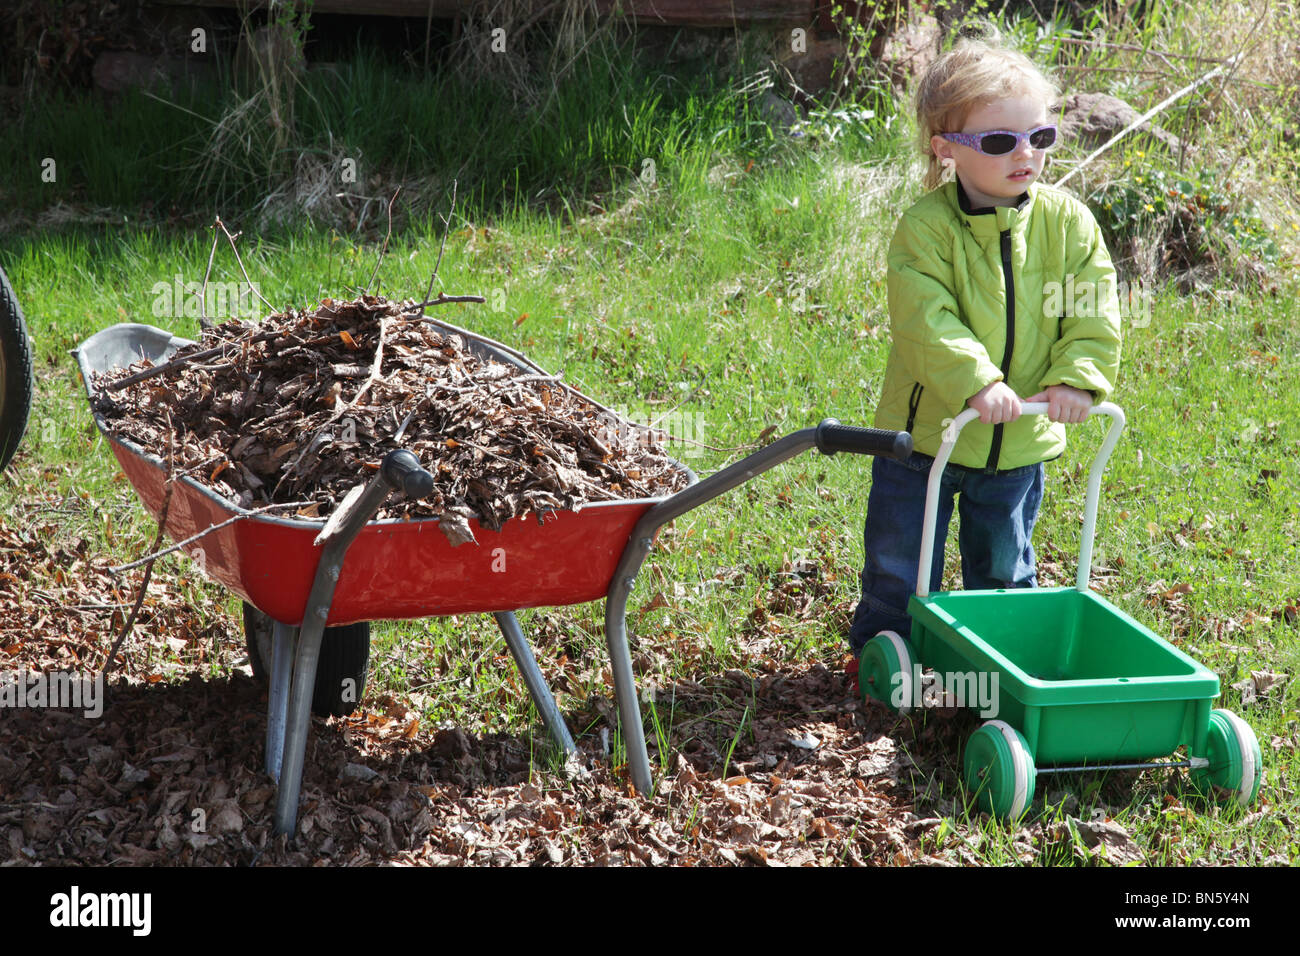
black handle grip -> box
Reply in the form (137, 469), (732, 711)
(381, 449), (435, 499)
(814, 419), (913, 460)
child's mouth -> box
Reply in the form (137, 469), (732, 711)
(1009, 170), (1034, 182)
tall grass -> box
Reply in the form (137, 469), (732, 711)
(5, 27), (789, 228)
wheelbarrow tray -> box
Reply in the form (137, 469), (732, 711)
(74, 322), (695, 627)
(907, 587), (1220, 765)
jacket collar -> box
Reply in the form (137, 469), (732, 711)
(949, 179), (1034, 238)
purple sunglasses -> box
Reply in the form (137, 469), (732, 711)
(939, 124), (1058, 156)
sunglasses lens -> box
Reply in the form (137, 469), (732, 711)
(979, 133), (1017, 155)
(1029, 127), (1057, 149)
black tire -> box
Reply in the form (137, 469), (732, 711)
(242, 601), (370, 718)
(0, 265), (34, 473)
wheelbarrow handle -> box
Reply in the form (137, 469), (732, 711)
(916, 402), (1126, 598)
(815, 419), (913, 460)
(382, 449), (435, 499)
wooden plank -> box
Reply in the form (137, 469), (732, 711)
(151, 0), (464, 15)
(149, 0), (819, 27)
(596, 1), (815, 27)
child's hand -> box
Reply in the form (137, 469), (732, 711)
(967, 381), (1022, 424)
(1024, 384), (1093, 424)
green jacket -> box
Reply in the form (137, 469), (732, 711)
(875, 180), (1123, 471)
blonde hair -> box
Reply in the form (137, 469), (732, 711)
(916, 28), (1061, 190)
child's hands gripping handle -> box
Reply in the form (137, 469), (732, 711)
(917, 403), (1126, 599)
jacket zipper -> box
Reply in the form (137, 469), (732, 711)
(986, 228), (1015, 473)
(905, 382), (923, 434)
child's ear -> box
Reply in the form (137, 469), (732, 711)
(930, 135), (954, 163)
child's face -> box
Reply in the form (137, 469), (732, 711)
(931, 95), (1050, 208)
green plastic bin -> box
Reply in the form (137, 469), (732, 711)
(908, 586), (1218, 764)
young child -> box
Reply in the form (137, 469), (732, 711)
(848, 30), (1123, 656)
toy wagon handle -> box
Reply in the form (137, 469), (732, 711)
(916, 401), (1126, 598)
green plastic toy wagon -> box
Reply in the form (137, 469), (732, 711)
(858, 403), (1262, 819)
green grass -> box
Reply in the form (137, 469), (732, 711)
(4, 30), (783, 225)
(3, 4), (1299, 865)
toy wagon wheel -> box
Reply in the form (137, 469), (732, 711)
(859, 630), (916, 715)
(0, 265), (34, 473)
(1192, 708), (1262, 807)
(242, 601), (370, 718)
(963, 720), (1037, 820)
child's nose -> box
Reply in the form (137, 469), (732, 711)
(1012, 136), (1035, 159)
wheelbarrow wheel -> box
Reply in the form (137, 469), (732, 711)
(964, 720), (1036, 820)
(0, 265), (34, 473)
(1192, 708), (1262, 807)
(859, 630), (916, 715)
(242, 602), (370, 718)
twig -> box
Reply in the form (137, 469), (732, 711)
(419, 179), (458, 318)
(103, 330), (281, 392)
(504, 372), (564, 386)
(392, 406), (419, 444)
(366, 186), (401, 294)
(1057, 65), (1185, 76)
(196, 219), (221, 330)
(1052, 56), (1240, 189)
(108, 500), (318, 574)
(103, 417), (177, 673)
(661, 436), (752, 454)
(278, 314), (390, 490)
(345, 314), (389, 413)
(424, 0), (435, 72)
(215, 216), (277, 314)
(1053, 36), (1227, 64)
(402, 293), (486, 311)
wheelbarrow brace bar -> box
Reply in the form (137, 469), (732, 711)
(606, 421), (912, 795)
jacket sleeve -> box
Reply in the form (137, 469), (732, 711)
(1039, 203), (1123, 401)
(886, 213), (1005, 413)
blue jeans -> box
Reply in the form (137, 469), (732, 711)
(847, 451), (1044, 654)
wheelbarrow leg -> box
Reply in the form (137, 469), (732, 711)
(600, 423), (910, 796)
(265, 621), (297, 782)
(604, 586), (654, 794)
(493, 611), (576, 756)
(272, 618), (325, 836)
(270, 450), (436, 836)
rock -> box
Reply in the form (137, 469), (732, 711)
(1059, 92), (1187, 155)
(208, 800), (244, 834)
(1073, 817), (1145, 865)
(759, 91), (801, 135)
(781, 34), (850, 95)
(92, 52), (214, 95)
(340, 762), (379, 782)
(878, 12), (943, 92)
(234, 23), (306, 94)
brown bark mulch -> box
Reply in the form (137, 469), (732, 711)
(90, 295), (689, 533)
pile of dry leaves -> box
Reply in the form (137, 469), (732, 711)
(91, 295), (689, 528)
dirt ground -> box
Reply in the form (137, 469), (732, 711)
(0, 506), (993, 866)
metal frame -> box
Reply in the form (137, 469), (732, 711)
(265, 422), (908, 832)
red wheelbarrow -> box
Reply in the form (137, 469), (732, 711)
(75, 318), (911, 835)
